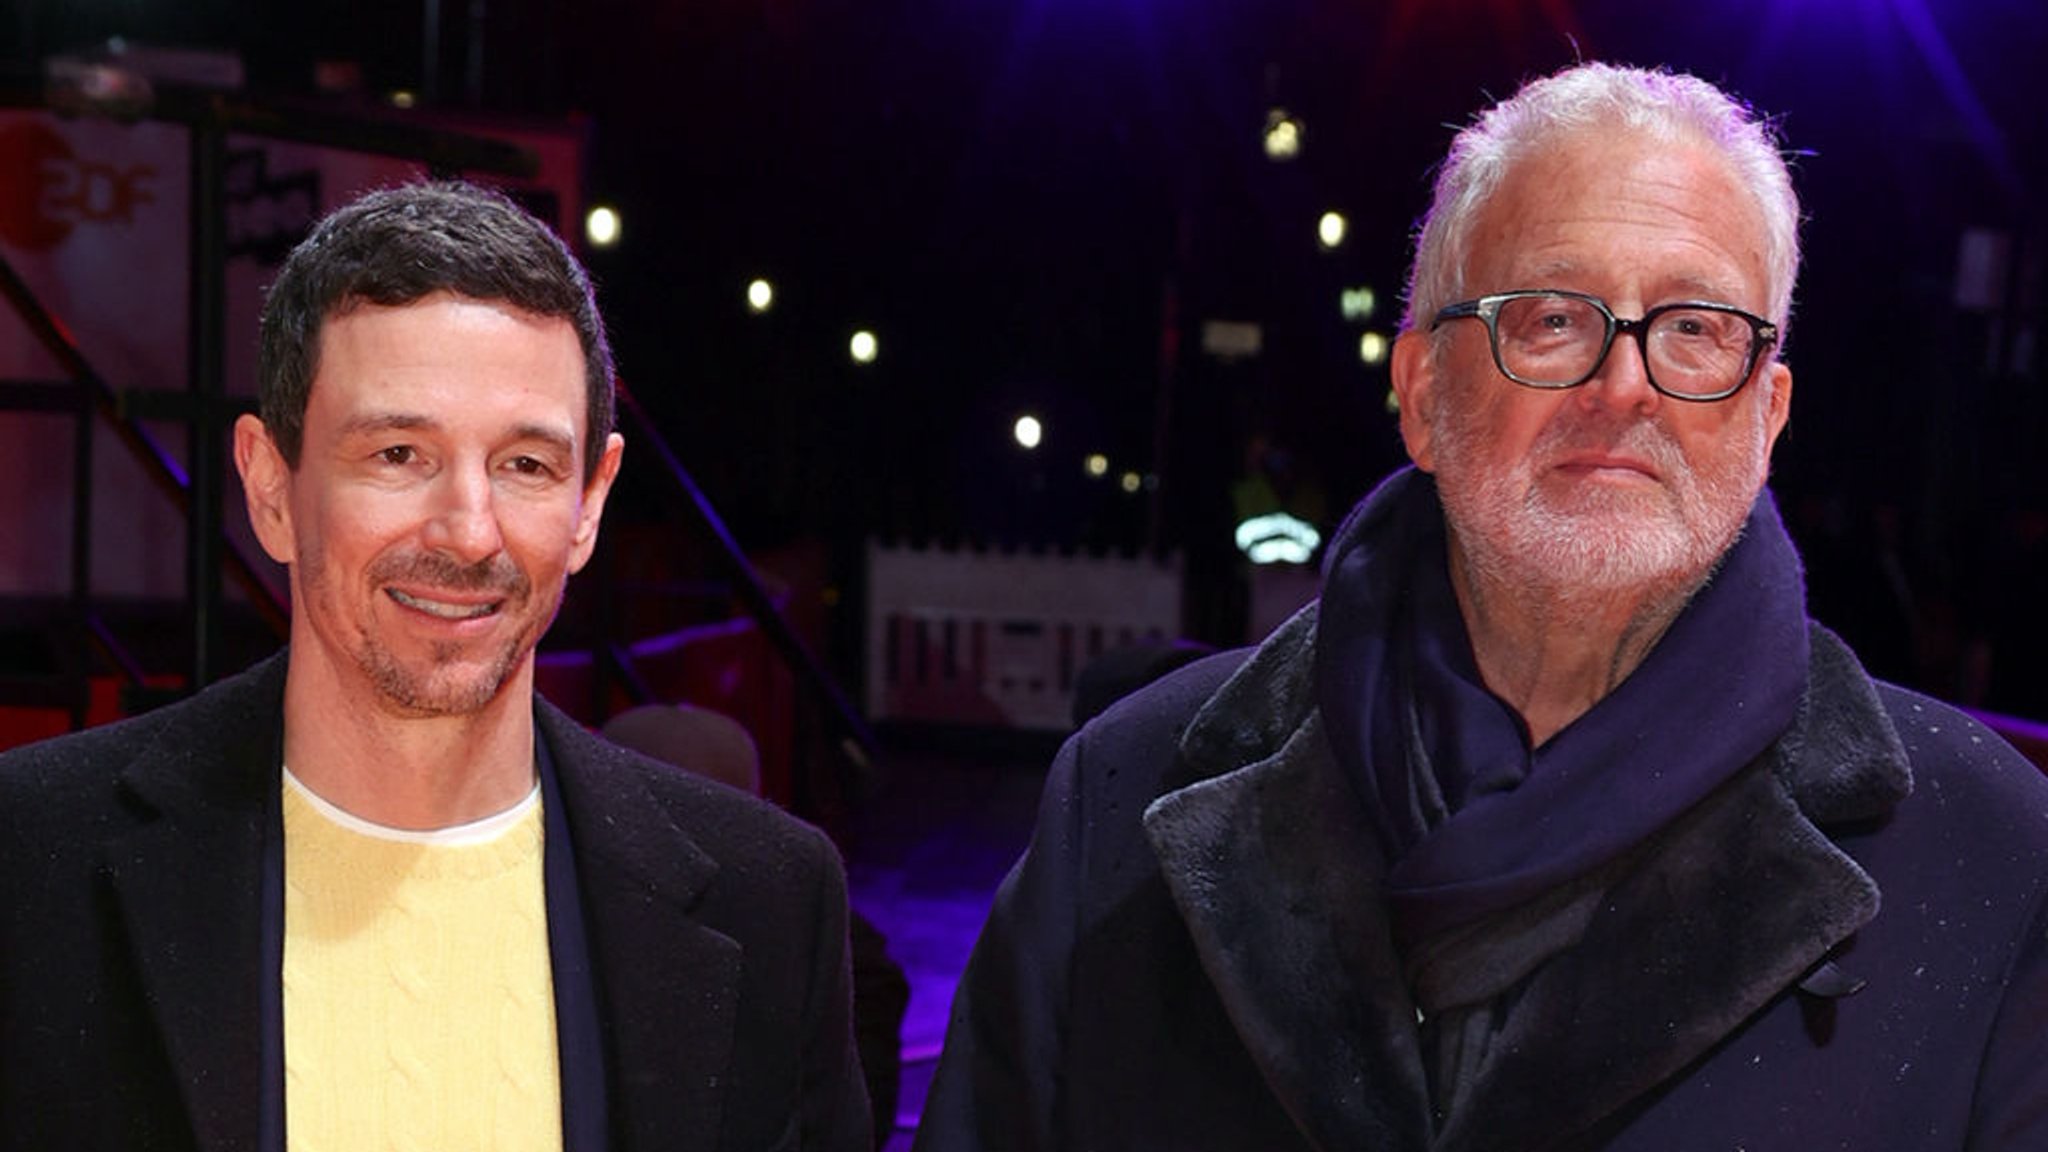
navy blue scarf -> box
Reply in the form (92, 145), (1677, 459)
(1314, 468), (1809, 952)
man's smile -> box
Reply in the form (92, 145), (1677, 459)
(386, 587), (504, 620)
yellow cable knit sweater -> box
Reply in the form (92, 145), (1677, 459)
(282, 771), (561, 1152)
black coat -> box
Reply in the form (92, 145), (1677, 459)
(914, 608), (2048, 1151)
(0, 652), (870, 1152)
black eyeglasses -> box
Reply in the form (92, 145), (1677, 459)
(1430, 289), (1778, 402)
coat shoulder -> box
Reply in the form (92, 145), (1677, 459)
(537, 702), (843, 881)
(0, 653), (286, 836)
(1877, 681), (2048, 821)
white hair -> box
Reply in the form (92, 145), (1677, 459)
(1402, 62), (1801, 347)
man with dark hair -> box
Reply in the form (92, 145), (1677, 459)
(915, 63), (2048, 1150)
(0, 181), (870, 1151)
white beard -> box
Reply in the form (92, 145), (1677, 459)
(1428, 391), (1771, 602)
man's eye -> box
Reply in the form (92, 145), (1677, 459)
(508, 456), (551, 477)
(377, 445), (416, 465)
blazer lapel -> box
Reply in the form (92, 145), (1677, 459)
(543, 710), (742, 1152)
(105, 656), (286, 1152)
(1144, 714), (1434, 1151)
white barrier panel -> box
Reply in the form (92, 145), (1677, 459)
(866, 542), (1183, 731)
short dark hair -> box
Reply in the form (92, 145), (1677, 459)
(257, 180), (616, 480)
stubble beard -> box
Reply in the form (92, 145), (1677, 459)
(1428, 394), (1770, 606)
(303, 547), (551, 718)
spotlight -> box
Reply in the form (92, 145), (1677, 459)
(747, 278), (774, 313)
(1263, 108), (1303, 161)
(1013, 415), (1044, 450)
(850, 330), (879, 364)
(584, 205), (621, 249)
(1317, 211), (1347, 250)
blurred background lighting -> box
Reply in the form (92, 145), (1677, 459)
(1013, 414), (1043, 450)
(747, 278), (774, 313)
(1119, 470), (1142, 494)
(1263, 108), (1303, 161)
(1359, 331), (1390, 366)
(584, 205), (621, 249)
(1235, 511), (1321, 565)
(1317, 211), (1347, 249)
(1084, 453), (1109, 478)
(850, 330), (879, 364)
(1340, 286), (1377, 321)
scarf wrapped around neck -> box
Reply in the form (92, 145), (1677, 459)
(1314, 467), (1810, 956)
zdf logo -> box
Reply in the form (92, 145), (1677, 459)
(0, 120), (160, 252)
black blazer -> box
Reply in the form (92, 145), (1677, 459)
(0, 652), (869, 1152)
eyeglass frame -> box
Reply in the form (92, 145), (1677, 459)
(1429, 289), (1779, 403)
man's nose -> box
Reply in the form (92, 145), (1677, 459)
(422, 465), (505, 562)
(1578, 325), (1661, 413)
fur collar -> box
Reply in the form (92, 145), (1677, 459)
(1144, 612), (1909, 1150)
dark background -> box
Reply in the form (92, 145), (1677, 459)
(6, 0), (2046, 713)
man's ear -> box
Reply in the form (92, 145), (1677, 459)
(1390, 330), (1440, 473)
(234, 414), (296, 565)
(1762, 360), (1793, 452)
(567, 432), (625, 575)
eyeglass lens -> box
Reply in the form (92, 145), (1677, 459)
(1493, 294), (1754, 396)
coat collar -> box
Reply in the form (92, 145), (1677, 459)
(109, 652), (286, 1152)
(103, 653), (741, 1152)
(1145, 615), (1910, 1151)
(537, 704), (743, 1152)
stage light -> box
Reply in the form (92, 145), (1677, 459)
(584, 205), (621, 249)
(850, 330), (879, 364)
(1084, 453), (1109, 478)
(1359, 331), (1390, 366)
(747, 278), (774, 313)
(1263, 109), (1303, 161)
(1340, 286), (1377, 322)
(1120, 470), (1142, 494)
(1013, 414), (1044, 450)
(388, 90), (417, 109)
(1317, 211), (1347, 250)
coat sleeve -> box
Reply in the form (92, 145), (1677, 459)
(911, 732), (1090, 1152)
(1966, 872), (2048, 1150)
(800, 824), (876, 1152)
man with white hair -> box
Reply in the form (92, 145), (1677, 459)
(914, 62), (2048, 1150)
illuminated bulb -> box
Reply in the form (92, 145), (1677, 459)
(585, 206), (621, 249)
(1263, 109), (1303, 161)
(1359, 331), (1390, 366)
(1084, 453), (1109, 478)
(850, 330), (879, 364)
(1317, 211), (1347, 249)
(1119, 471), (1142, 494)
(747, 278), (774, 313)
(1013, 415), (1043, 450)
(1340, 286), (1377, 322)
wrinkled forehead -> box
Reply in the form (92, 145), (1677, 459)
(1470, 128), (1774, 303)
